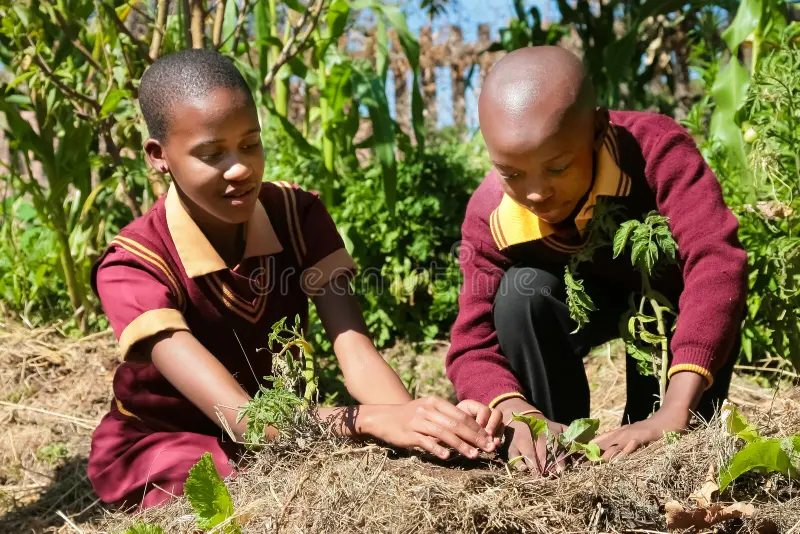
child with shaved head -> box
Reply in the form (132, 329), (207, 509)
(446, 46), (747, 471)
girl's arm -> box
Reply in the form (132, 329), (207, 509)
(141, 330), (276, 442)
(312, 277), (411, 405)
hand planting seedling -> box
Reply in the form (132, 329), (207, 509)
(228, 316), (319, 448)
(507, 414), (602, 475)
(566, 202), (679, 405)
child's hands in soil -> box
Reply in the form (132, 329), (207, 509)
(496, 397), (567, 474)
(591, 372), (704, 460)
(456, 399), (504, 448)
(591, 405), (690, 461)
(361, 396), (500, 460)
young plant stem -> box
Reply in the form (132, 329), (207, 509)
(190, 0), (205, 48)
(642, 276), (669, 404)
(317, 60), (335, 205)
(212, 0), (226, 47)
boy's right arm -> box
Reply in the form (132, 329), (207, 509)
(446, 192), (563, 472)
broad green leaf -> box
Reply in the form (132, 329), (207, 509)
(322, 63), (352, 113)
(569, 441), (602, 462)
(376, 17), (388, 81)
(631, 239), (648, 267)
(628, 315), (637, 338)
(722, 0), (762, 54)
(121, 523), (167, 534)
(719, 439), (796, 491)
(254, 0), (271, 80)
(512, 412), (548, 439)
(721, 402), (760, 442)
(100, 89), (126, 117)
(378, 3), (425, 151)
(283, 0), (305, 12)
(613, 220), (637, 258)
(6, 71), (36, 92)
(351, 63), (397, 213)
(558, 418), (599, 446)
(327, 0), (350, 39)
(184, 453), (239, 532)
(220, 0), (239, 53)
(710, 58), (753, 198)
(639, 329), (666, 345)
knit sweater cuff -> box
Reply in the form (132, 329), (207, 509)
(669, 346), (717, 388)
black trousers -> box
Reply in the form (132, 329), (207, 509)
(492, 266), (736, 426)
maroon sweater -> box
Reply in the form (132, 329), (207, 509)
(446, 110), (748, 407)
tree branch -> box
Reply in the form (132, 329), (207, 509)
(102, 3), (154, 64)
(191, 0), (206, 48)
(27, 38), (100, 114)
(212, 0), (226, 47)
(150, 0), (171, 60)
(52, 11), (106, 74)
(261, 0), (325, 91)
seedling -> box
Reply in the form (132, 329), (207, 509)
(719, 402), (800, 491)
(508, 414), (602, 475)
(222, 315), (319, 448)
(567, 204), (679, 406)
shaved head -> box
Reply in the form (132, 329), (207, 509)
(479, 46), (594, 142)
(478, 46), (606, 225)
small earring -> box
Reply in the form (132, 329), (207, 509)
(160, 166), (168, 173)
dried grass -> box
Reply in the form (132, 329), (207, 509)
(101, 393), (800, 534)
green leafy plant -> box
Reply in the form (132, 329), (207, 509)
(184, 452), (241, 534)
(508, 414), (602, 475)
(120, 523), (167, 534)
(566, 208), (678, 405)
(613, 212), (678, 402)
(488, 0), (569, 52)
(719, 402), (800, 491)
(235, 315), (317, 446)
(35, 442), (68, 465)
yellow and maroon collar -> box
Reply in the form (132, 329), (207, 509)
(165, 183), (283, 278)
(489, 126), (632, 251)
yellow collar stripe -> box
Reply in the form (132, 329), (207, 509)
(490, 127), (632, 251)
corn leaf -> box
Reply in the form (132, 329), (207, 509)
(722, 0), (763, 54)
(351, 62), (396, 213)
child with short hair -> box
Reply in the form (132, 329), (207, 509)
(89, 48), (501, 508)
(446, 46), (747, 471)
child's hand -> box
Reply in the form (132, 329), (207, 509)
(362, 397), (498, 460)
(456, 399), (504, 447)
(591, 405), (691, 461)
(495, 397), (567, 474)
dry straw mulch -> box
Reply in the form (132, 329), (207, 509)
(104, 394), (800, 534)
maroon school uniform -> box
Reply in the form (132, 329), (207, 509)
(446, 110), (748, 408)
(89, 181), (356, 508)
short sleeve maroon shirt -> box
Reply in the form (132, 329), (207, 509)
(91, 181), (356, 435)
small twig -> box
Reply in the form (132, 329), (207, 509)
(0, 401), (99, 429)
(66, 328), (114, 347)
(261, 0), (325, 91)
(55, 510), (84, 533)
(734, 364), (798, 379)
(102, 3), (154, 63)
(27, 38), (99, 113)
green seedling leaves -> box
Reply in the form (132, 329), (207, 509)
(185, 456), (235, 529)
(721, 402), (760, 443)
(613, 220), (637, 258)
(184, 453), (240, 533)
(558, 418), (599, 447)
(568, 441), (602, 462)
(121, 524), (167, 534)
(719, 402), (800, 491)
(565, 267), (595, 333)
(512, 412), (548, 440)
(719, 438), (798, 491)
